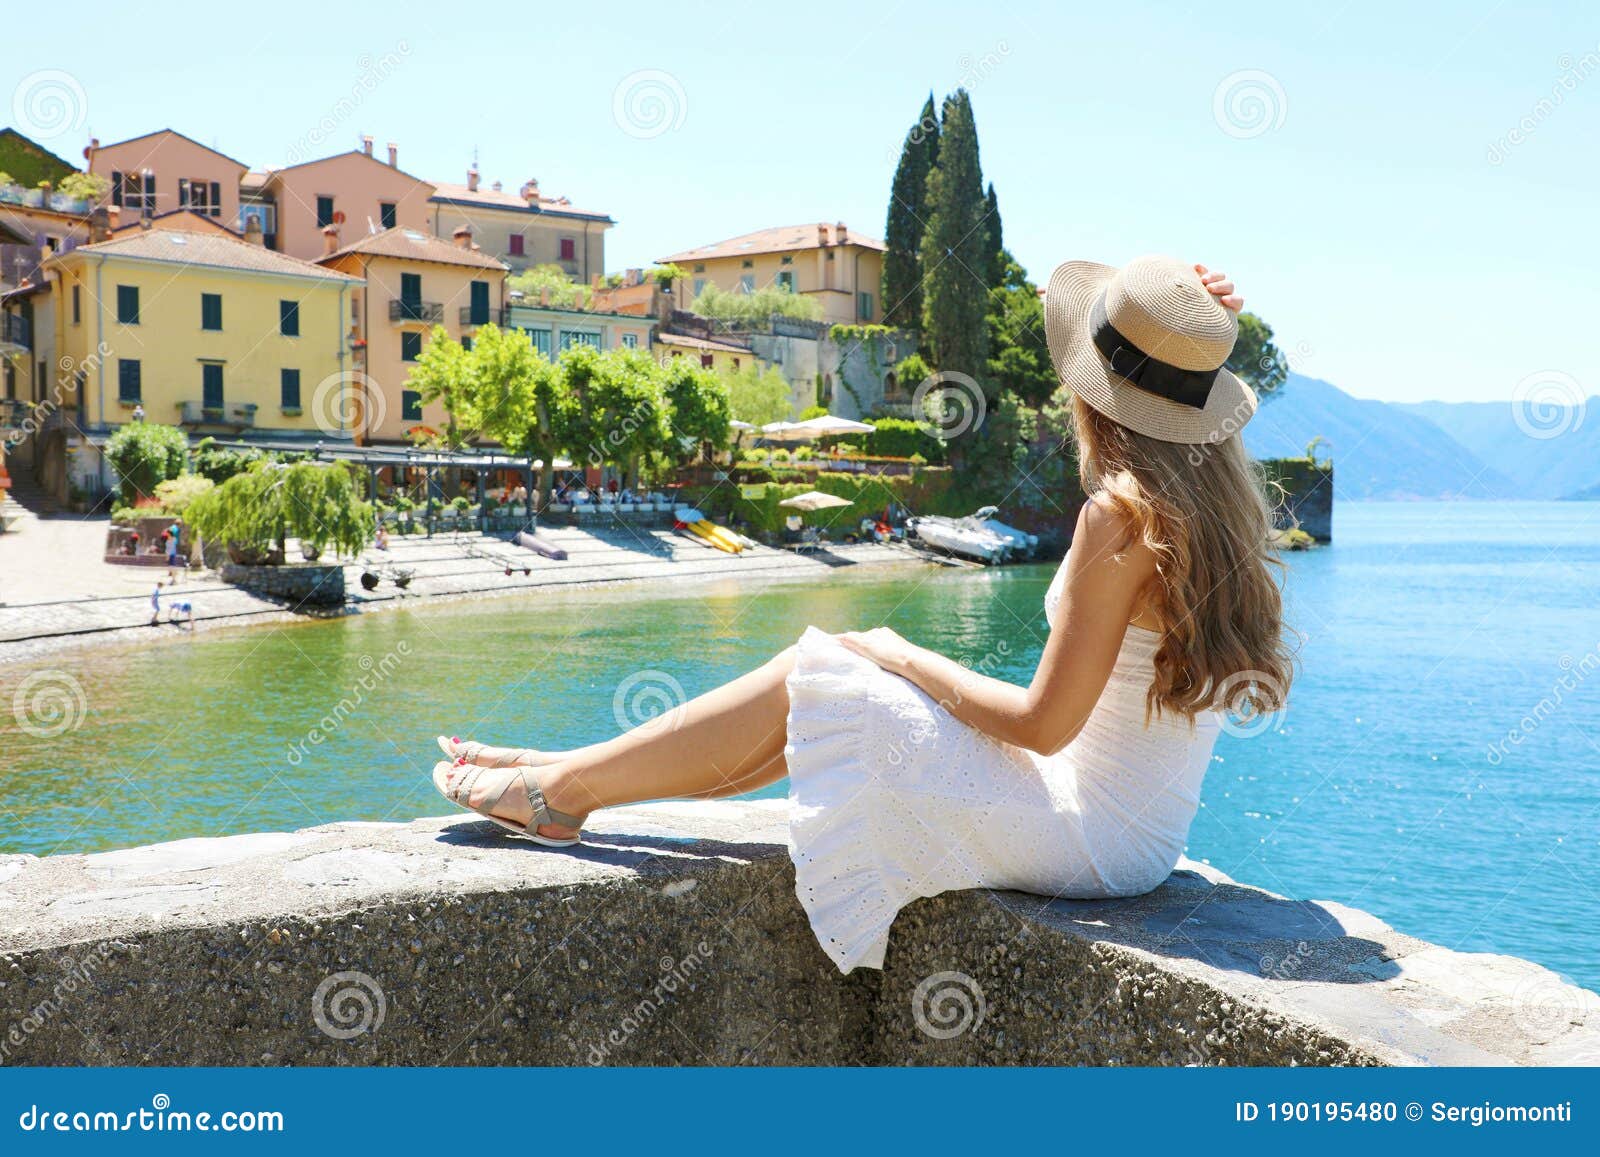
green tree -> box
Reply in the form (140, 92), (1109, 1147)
(506, 263), (584, 309)
(982, 182), (1005, 289)
(407, 325), (477, 448)
(690, 282), (822, 325)
(722, 361), (794, 427)
(985, 253), (1056, 408)
(104, 422), (188, 502)
(883, 94), (940, 330)
(660, 357), (732, 464)
(919, 89), (991, 393)
(562, 345), (669, 489)
(1226, 311), (1290, 399)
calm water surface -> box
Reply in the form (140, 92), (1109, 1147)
(4, 501), (1598, 988)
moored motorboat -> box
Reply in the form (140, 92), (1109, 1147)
(907, 515), (1012, 564)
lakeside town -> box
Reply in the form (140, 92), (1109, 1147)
(0, 95), (1321, 652)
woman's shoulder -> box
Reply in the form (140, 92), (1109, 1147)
(1073, 493), (1158, 578)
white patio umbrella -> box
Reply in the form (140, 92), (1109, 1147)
(778, 490), (854, 512)
(729, 420), (756, 431)
(787, 415), (875, 437)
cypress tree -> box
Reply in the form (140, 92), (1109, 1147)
(919, 89), (990, 387)
(882, 94), (940, 330)
(982, 182), (1005, 289)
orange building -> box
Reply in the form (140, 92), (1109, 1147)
(248, 139), (436, 261)
(86, 129), (247, 230)
(318, 224), (508, 445)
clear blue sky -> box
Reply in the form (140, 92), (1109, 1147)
(6, 0), (1597, 403)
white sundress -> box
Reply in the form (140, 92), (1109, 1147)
(783, 553), (1222, 973)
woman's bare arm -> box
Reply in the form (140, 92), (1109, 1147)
(837, 499), (1155, 755)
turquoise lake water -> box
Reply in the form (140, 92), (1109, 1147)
(4, 501), (1598, 989)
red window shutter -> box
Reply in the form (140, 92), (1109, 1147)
(559, 238), (576, 261)
(700, 354), (713, 369)
(508, 234), (525, 256)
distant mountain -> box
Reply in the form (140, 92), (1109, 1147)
(1242, 373), (1514, 500)
(1396, 399), (1600, 500)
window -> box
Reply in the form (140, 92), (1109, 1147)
(379, 201), (397, 229)
(560, 331), (600, 350)
(201, 293), (223, 331)
(114, 170), (156, 212)
(400, 272), (421, 306)
(522, 328), (551, 357)
(857, 291), (874, 321)
(775, 270), (795, 292)
(780, 255), (793, 265)
(240, 203), (276, 237)
(621, 333), (638, 349)
(116, 285), (139, 325)
(401, 390), (422, 421)
(508, 233), (525, 257)
(202, 363), (224, 409)
(692, 278), (706, 298)
(281, 368), (301, 409)
(700, 354), (714, 369)
(692, 263), (705, 273)
(738, 275), (755, 294)
(316, 196), (335, 227)
(741, 259), (754, 269)
(180, 178), (222, 217)
(117, 359), (141, 403)
(280, 300), (300, 336)
(462, 336), (473, 352)
(558, 237), (576, 262)
(401, 331), (422, 362)
(71, 285), (80, 325)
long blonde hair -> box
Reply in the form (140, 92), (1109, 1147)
(1070, 395), (1294, 722)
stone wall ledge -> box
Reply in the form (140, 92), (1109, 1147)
(2, 800), (1596, 1066)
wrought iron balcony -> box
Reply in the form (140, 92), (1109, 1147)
(179, 401), (257, 428)
(458, 306), (508, 327)
(389, 299), (443, 323)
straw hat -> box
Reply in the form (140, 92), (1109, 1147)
(1044, 254), (1256, 445)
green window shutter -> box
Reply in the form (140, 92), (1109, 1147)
(281, 368), (301, 409)
(380, 202), (397, 229)
(469, 280), (490, 325)
(118, 359), (141, 402)
(400, 272), (421, 305)
(201, 293), (223, 331)
(116, 285), (139, 325)
(279, 300), (300, 336)
(316, 196), (335, 227)
(202, 364), (224, 408)
(401, 331), (422, 362)
(401, 390), (422, 421)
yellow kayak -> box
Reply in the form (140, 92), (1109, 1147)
(687, 520), (742, 553)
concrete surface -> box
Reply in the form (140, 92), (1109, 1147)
(3, 800), (1596, 1067)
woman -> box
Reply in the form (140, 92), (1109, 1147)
(432, 256), (1294, 973)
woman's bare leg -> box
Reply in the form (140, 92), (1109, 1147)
(437, 648), (795, 836)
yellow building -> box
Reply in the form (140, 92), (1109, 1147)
(429, 167), (612, 278)
(35, 228), (359, 501)
(317, 225), (508, 445)
(653, 332), (760, 376)
(659, 222), (885, 326)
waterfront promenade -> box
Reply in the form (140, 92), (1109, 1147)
(0, 513), (929, 662)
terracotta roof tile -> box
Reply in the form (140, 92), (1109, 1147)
(655, 332), (754, 355)
(659, 222), (884, 264)
(57, 229), (361, 281)
(428, 180), (613, 222)
(317, 226), (509, 272)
